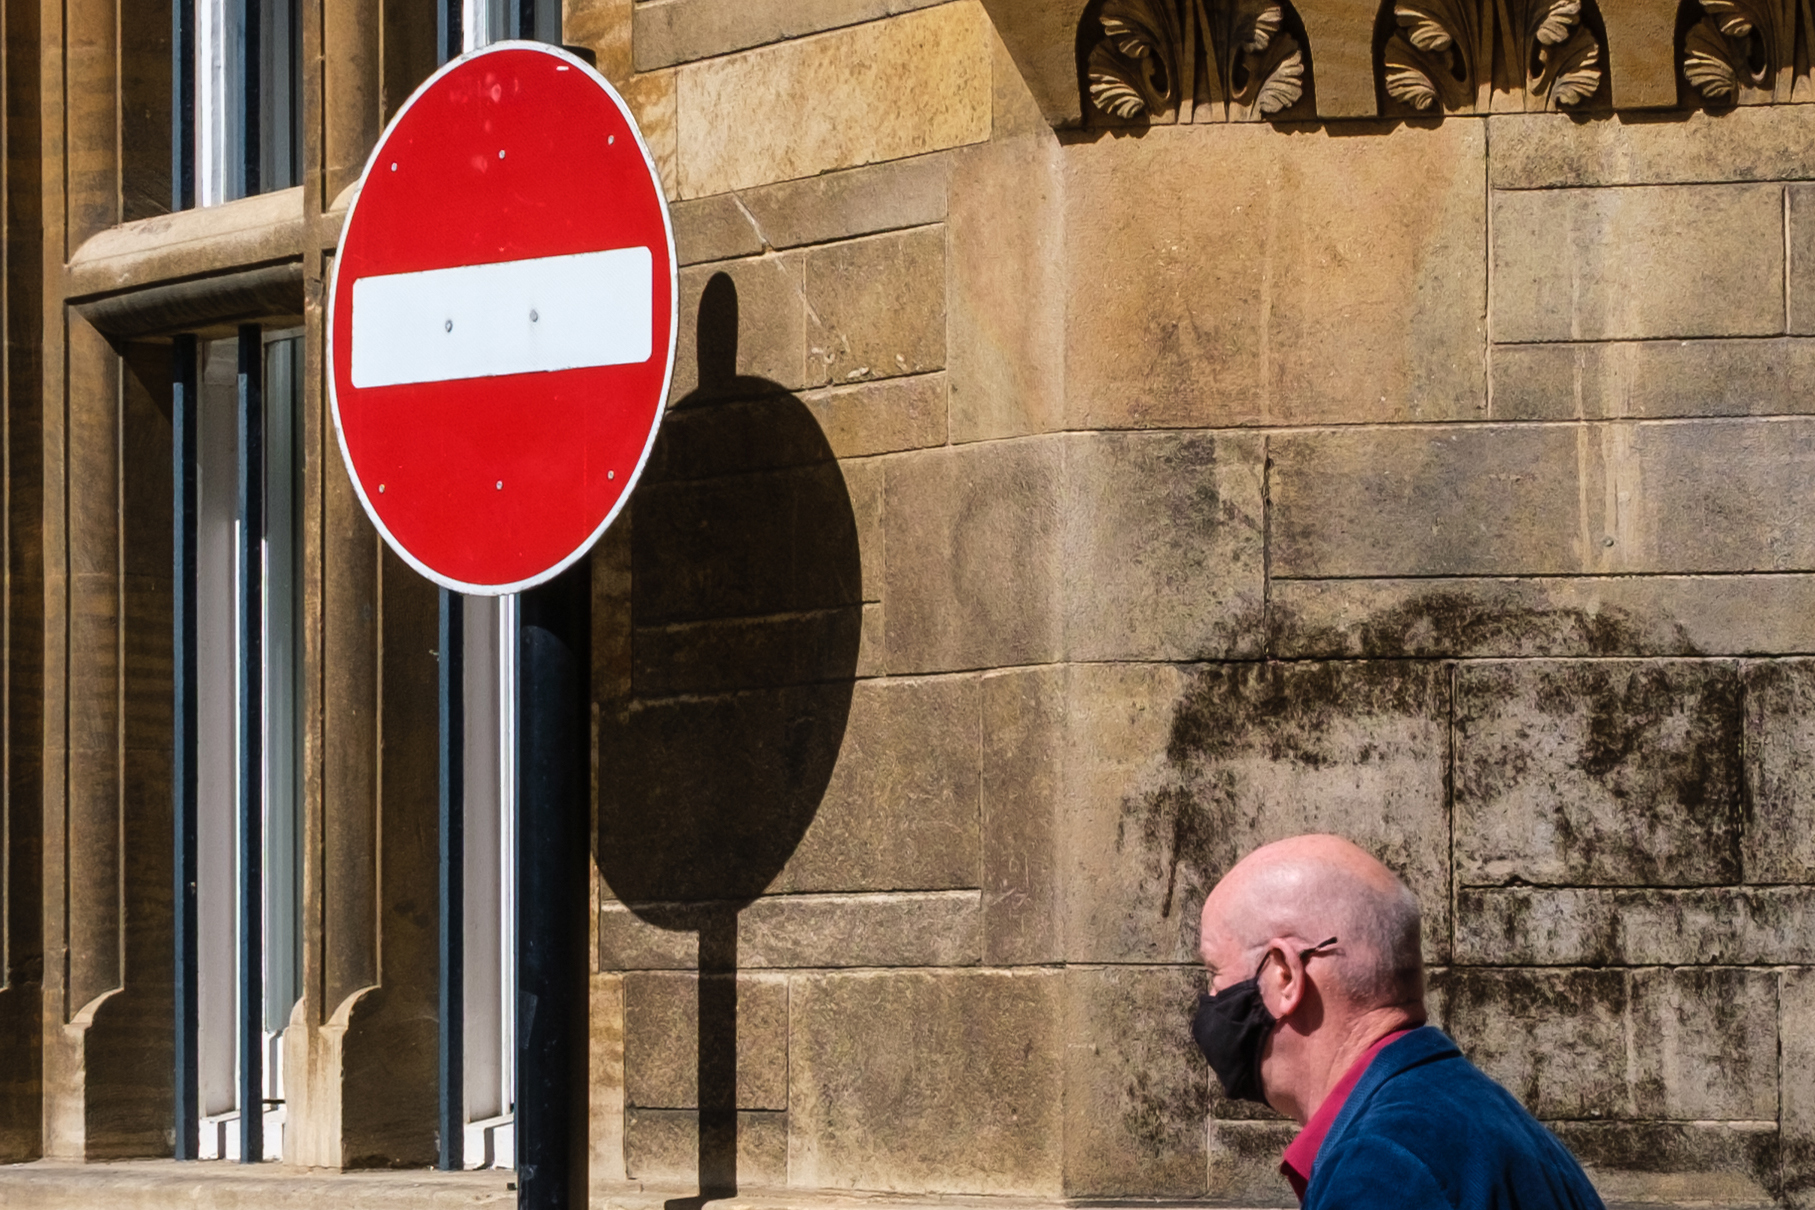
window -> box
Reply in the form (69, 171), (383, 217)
(194, 0), (303, 205)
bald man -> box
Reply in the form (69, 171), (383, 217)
(1194, 834), (1604, 1209)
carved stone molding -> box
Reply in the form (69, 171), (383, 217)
(1382, 0), (1605, 113)
(1682, 0), (1815, 104)
(1082, 0), (1312, 122)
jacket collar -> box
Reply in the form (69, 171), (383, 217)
(1317, 1025), (1460, 1160)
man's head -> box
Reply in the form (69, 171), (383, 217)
(1195, 834), (1426, 1123)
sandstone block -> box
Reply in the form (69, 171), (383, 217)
(1269, 575), (1809, 660)
(774, 674), (982, 893)
(1207, 1120), (1298, 1207)
(1792, 185), (1815, 335)
(1784, 968), (1815, 1207)
(1062, 661), (1450, 964)
(1062, 966), (1208, 1198)
(1492, 339), (1815, 420)
(670, 254), (807, 399)
(1630, 967), (1777, 1122)
(1061, 431), (1264, 662)
(805, 227), (946, 387)
(1454, 661), (1743, 886)
(675, 3), (991, 197)
(948, 137), (1063, 442)
(841, 456), (884, 603)
(599, 900), (698, 971)
(802, 374), (947, 459)
(1269, 426), (1588, 578)
(620, 71), (677, 200)
(982, 666), (1064, 966)
(1441, 968), (1632, 1120)
(632, 610), (863, 698)
(1492, 184), (1784, 342)
(881, 439), (1062, 674)
(788, 970), (1063, 1195)
(623, 971), (789, 1110)
(1742, 660), (1815, 883)
(634, 0), (947, 70)
(592, 973), (628, 1182)
(737, 891), (980, 968)
(671, 195), (763, 266)
(1456, 886), (1815, 966)
(737, 153), (951, 251)
(1597, 0), (1681, 108)
(624, 1108), (788, 1187)
(1064, 122), (1485, 428)
(1553, 1122), (1780, 1207)
(1489, 107), (1815, 189)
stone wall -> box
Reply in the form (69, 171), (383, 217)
(580, 0), (1815, 1205)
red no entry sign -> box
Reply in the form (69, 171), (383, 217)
(328, 42), (677, 594)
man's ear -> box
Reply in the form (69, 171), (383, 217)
(1260, 941), (1308, 1020)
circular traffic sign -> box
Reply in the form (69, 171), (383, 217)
(328, 41), (677, 594)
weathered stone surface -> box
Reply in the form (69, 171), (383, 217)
(633, 610), (864, 698)
(1597, 0), (1681, 109)
(1064, 661), (1450, 965)
(841, 456), (884, 603)
(737, 154), (951, 251)
(1269, 575), (1815, 659)
(882, 439), (1062, 674)
(1062, 966), (1207, 1198)
(1492, 339), (1815, 420)
(620, 70), (678, 200)
(1456, 886), (1815, 966)
(1274, 420), (1815, 578)
(624, 1109), (789, 1187)
(672, 195), (764, 266)
(1784, 967), (1815, 1207)
(1441, 968), (1632, 1120)
(1554, 1122), (1780, 1207)
(788, 970), (1063, 1194)
(1630, 968), (1777, 1122)
(1490, 107), (1815, 189)
(805, 227), (946, 387)
(1792, 185), (1815, 336)
(775, 674), (982, 893)
(981, 667), (1063, 966)
(802, 374), (947, 459)
(1454, 661), (1744, 887)
(674, 3), (991, 197)
(1492, 184), (1785, 342)
(1293, 0), (1382, 118)
(600, 893), (981, 971)
(738, 891), (981, 968)
(973, 0), (1088, 127)
(1206, 1120), (1298, 1207)
(623, 972), (789, 1110)
(634, 0), (947, 71)
(1743, 660), (1815, 884)
(671, 255), (808, 399)
(1269, 426), (1588, 578)
(1061, 431), (1264, 662)
(592, 974), (628, 1182)
(1064, 122), (1485, 428)
(948, 137), (1063, 442)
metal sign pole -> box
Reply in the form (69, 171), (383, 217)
(515, 559), (590, 1209)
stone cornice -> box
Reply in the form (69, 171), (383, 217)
(978, 0), (1815, 128)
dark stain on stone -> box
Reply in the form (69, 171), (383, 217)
(1552, 1121), (1780, 1198)
(1123, 661), (1445, 938)
(1270, 588), (1702, 660)
(1120, 1065), (1210, 1157)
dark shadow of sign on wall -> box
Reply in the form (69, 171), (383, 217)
(597, 272), (862, 1207)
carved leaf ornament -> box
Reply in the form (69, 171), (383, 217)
(1382, 0), (1603, 112)
(1682, 0), (1815, 103)
(1085, 0), (1307, 123)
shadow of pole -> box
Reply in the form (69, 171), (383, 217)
(598, 273), (861, 1208)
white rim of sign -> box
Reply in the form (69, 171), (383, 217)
(326, 39), (679, 597)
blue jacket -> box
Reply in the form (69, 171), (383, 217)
(1306, 1027), (1605, 1210)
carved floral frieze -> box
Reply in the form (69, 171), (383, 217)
(1083, 0), (1309, 123)
(1682, 0), (1815, 103)
(1382, 0), (1604, 113)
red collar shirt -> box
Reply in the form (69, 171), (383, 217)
(1279, 1029), (1415, 1201)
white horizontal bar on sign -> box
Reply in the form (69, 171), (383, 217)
(349, 247), (653, 389)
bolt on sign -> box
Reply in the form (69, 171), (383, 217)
(328, 41), (678, 593)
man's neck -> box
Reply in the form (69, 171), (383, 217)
(1275, 1007), (1422, 1125)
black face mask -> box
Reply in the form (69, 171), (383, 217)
(1192, 937), (1338, 1105)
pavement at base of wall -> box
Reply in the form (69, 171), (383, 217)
(0, 1164), (1773, 1210)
